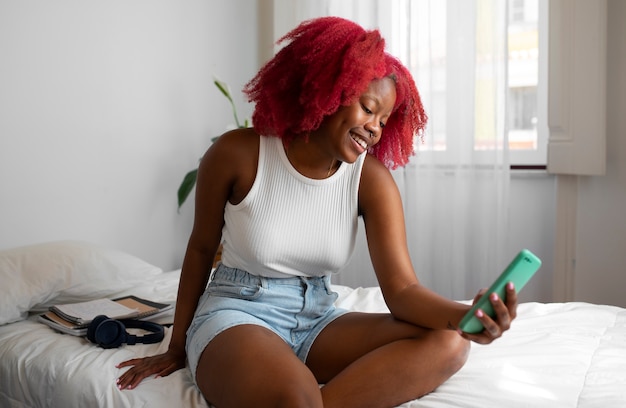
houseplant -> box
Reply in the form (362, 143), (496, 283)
(177, 79), (249, 210)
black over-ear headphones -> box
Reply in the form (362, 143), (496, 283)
(87, 315), (165, 349)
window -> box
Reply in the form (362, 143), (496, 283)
(506, 0), (547, 165)
(383, 0), (547, 166)
(509, 0), (526, 23)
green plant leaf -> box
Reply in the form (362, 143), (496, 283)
(177, 169), (198, 211)
(214, 79), (231, 100)
(214, 79), (241, 128)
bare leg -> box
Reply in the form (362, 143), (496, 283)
(195, 325), (323, 408)
(306, 312), (470, 408)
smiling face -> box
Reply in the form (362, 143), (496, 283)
(314, 77), (397, 164)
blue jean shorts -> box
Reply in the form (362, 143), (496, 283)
(185, 264), (349, 382)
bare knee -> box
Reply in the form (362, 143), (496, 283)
(432, 330), (470, 376)
(246, 369), (323, 408)
(405, 329), (470, 396)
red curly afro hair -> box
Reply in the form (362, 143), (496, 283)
(244, 16), (427, 169)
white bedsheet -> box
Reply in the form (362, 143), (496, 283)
(1, 271), (625, 407)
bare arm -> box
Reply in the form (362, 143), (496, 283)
(359, 156), (516, 340)
(116, 129), (259, 389)
(164, 132), (237, 356)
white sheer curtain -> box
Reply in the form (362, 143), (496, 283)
(272, 0), (510, 300)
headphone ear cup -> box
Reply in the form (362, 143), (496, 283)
(89, 316), (127, 349)
(86, 315), (109, 343)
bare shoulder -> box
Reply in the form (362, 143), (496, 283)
(361, 153), (394, 180)
(205, 127), (259, 161)
(359, 154), (400, 215)
(200, 128), (259, 172)
(198, 127), (260, 204)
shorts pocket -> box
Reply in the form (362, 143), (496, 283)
(207, 278), (263, 300)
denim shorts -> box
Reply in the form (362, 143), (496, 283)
(185, 264), (349, 382)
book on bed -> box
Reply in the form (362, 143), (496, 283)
(38, 296), (172, 336)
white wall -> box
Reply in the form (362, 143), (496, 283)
(0, 1), (258, 270)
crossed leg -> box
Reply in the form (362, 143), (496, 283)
(195, 312), (469, 408)
(308, 313), (470, 408)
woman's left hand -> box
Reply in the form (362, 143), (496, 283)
(459, 282), (518, 344)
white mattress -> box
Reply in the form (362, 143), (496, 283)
(1, 270), (625, 407)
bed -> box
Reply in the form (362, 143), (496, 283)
(1, 241), (625, 407)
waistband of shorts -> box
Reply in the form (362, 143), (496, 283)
(212, 264), (331, 288)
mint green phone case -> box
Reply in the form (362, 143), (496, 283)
(459, 249), (542, 334)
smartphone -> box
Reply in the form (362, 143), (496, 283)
(458, 249), (542, 334)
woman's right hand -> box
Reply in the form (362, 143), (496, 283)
(115, 348), (187, 390)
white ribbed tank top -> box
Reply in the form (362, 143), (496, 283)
(220, 135), (365, 278)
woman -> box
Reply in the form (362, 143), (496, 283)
(117, 17), (517, 407)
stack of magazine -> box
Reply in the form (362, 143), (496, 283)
(38, 296), (173, 336)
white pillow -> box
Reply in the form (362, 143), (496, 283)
(0, 241), (163, 325)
